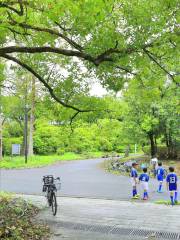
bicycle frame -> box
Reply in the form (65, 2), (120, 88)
(42, 175), (60, 216)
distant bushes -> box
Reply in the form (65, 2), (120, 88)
(142, 145), (179, 160)
(3, 137), (23, 155)
(3, 118), (139, 156)
(56, 147), (65, 156)
(142, 146), (151, 155)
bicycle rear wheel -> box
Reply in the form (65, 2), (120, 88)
(51, 192), (57, 216)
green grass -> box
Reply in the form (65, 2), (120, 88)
(119, 154), (147, 163)
(0, 151), (103, 169)
(0, 191), (13, 199)
(155, 200), (180, 205)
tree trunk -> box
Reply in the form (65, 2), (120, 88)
(154, 136), (157, 154)
(0, 117), (3, 160)
(148, 132), (156, 157)
(0, 117), (5, 160)
(28, 77), (36, 156)
(124, 144), (130, 157)
(165, 128), (174, 159)
(167, 132), (175, 159)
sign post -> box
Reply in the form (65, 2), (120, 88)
(134, 144), (137, 154)
(12, 144), (21, 155)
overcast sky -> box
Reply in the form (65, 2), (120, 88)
(89, 82), (107, 97)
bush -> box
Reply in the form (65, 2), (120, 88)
(116, 145), (125, 153)
(142, 146), (151, 155)
(0, 196), (50, 239)
(33, 121), (62, 155)
(56, 147), (65, 156)
(99, 138), (113, 152)
(142, 145), (178, 160)
(157, 146), (168, 159)
(3, 137), (23, 155)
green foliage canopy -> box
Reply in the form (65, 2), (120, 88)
(0, 0), (179, 114)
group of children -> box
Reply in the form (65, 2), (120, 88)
(130, 161), (178, 205)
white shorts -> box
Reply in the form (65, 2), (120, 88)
(141, 182), (148, 191)
(131, 178), (138, 187)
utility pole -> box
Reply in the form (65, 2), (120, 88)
(24, 105), (30, 164)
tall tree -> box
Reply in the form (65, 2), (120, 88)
(0, 0), (179, 114)
(122, 71), (179, 157)
(28, 77), (36, 156)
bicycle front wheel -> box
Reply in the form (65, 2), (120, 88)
(51, 192), (57, 216)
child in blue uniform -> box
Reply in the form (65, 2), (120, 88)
(139, 168), (149, 200)
(130, 162), (139, 199)
(166, 167), (178, 205)
(156, 162), (165, 193)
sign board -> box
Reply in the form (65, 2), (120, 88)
(12, 144), (21, 155)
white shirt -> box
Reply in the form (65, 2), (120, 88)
(150, 157), (158, 166)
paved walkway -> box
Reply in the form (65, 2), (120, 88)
(19, 194), (180, 240)
(0, 158), (173, 201)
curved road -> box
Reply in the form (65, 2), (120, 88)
(0, 158), (169, 201)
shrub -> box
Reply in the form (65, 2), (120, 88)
(99, 138), (113, 152)
(56, 147), (65, 156)
(116, 145), (125, 153)
(33, 121), (62, 155)
(157, 146), (168, 159)
(142, 146), (151, 155)
(3, 137), (23, 155)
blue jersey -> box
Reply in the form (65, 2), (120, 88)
(131, 168), (138, 178)
(139, 173), (149, 182)
(166, 173), (178, 191)
(156, 167), (165, 181)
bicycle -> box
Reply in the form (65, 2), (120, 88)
(42, 175), (61, 216)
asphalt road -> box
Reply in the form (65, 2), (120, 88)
(0, 158), (171, 201)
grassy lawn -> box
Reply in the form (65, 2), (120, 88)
(0, 192), (50, 240)
(0, 152), (103, 169)
(155, 200), (180, 205)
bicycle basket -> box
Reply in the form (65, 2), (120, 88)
(43, 175), (54, 185)
(55, 178), (61, 191)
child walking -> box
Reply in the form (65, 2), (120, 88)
(130, 162), (139, 199)
(166, 167), (178, 206)
(139, 168), (149, 200)
(156, 162), (165, 193)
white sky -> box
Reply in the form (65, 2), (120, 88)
(89, 82), (107, 97)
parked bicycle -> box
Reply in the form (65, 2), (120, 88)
(42, 175), (61, 216)
(111, 159), (132, 173)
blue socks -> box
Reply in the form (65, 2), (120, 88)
(170, 196), (174, 205)
(132, 189), (136, 197)
(143, 191), (148, 198)
(132, 189), (137, 197)
(159, 184), (162, 192)
(175, 192), (178, 201)
(169, 192), (178, 205)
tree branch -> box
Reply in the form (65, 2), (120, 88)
(9, 21), (83, 51)
(69, 111), (80, 133)
(0, 0), (24, 15)
(0, 46), (95, 63)
(1, 53), (93, 113)
(115, 65), (136, 75)
(143, 48), (178, 85)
